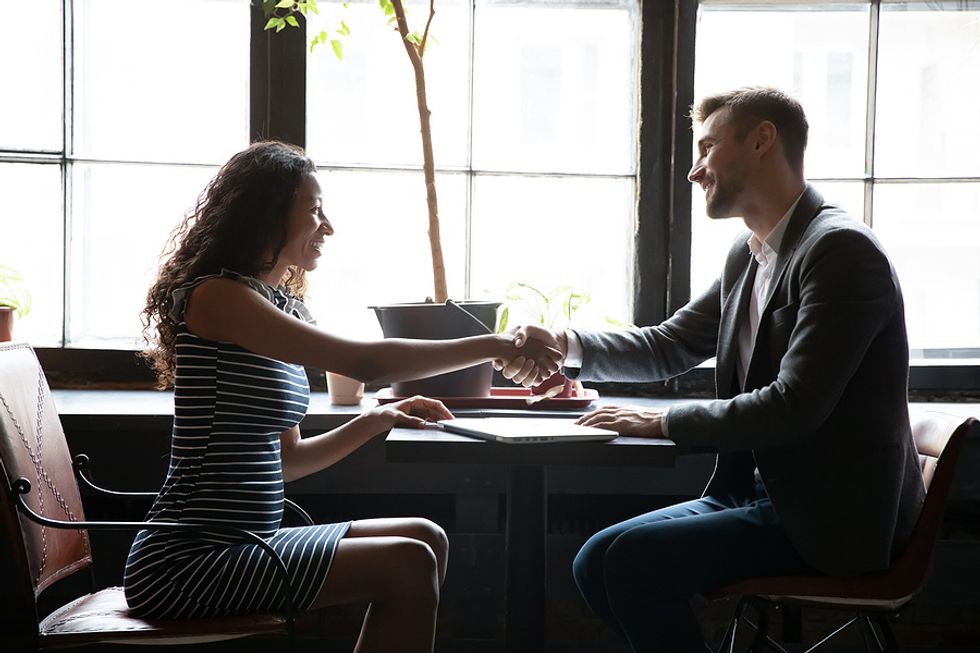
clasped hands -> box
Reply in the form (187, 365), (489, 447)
(496, 325), (667, 439)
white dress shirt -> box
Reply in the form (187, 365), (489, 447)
(563, 191), (805, 439)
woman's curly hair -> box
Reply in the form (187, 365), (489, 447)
(142, 141), (317, 388)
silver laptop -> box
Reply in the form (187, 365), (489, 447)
(436, 417), (618, 443)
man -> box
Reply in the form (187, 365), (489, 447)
(502, 87), (925, 652)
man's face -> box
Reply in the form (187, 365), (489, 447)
(688, 107), (751, 219)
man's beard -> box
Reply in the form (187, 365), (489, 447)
(705, 175), (744, 219)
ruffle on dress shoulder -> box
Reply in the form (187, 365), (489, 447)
(169, 269), (315, 324)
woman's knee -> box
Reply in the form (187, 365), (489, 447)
(384, 537), (440, 599)
(396, 518), (449, 562)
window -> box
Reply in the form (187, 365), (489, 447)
(0, 0), (250, 348)
(691, 0), (980, 361)
(303, 0), (639, 335)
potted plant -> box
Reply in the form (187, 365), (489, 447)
(265, 0), (501, 398)
(497, 282), (590, 398)
(0, 265), (32, 342)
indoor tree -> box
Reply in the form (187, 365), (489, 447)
(265, 0), (449, 303)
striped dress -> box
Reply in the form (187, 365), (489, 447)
(124, 270), (350, 618)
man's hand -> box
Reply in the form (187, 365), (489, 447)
(576, 405), (667, 438)
(495, 325), (568, 386)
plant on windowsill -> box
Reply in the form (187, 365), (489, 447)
(0, 265), (32, 343)
(496, 282), (591, 399)
(265, 0), (502, 398)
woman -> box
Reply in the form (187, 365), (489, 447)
(124, 141), (559, 652)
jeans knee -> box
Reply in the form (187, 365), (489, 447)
(572, 535), (607, 603)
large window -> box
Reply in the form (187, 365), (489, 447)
(303, 0), (639, 336)
(0, 0), (250, 348)
(691, 0), (980, 360)
(4, 0), (977, 391)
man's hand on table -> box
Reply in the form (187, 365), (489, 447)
(576, 405), (667, 438)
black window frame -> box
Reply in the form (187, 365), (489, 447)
(23, 0), (980, 398)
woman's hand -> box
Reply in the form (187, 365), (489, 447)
(495, 327), (565, 387)
(363, 395), (454, 431)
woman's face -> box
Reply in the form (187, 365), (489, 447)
(279, 174), (334, 273)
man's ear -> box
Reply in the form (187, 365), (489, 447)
(752, 120), (778, 158)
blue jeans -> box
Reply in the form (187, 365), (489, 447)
(572, 488), (814, 653)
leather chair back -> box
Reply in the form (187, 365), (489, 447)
(0, 341), (91, 601)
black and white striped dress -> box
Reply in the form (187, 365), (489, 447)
(124, 270), (350, 618)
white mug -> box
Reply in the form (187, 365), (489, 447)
(326, 372), (365, 406)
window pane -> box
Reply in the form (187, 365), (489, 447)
(872, 182), (980, 353)
(875, 2), (980, 177)
(472, 0), (639, 174)
(695, 3), (869, 178)
(0, 163), (64, 346)
(307, 0), (470, 168)
(470, 176), (634, 329)
(73, 0), (249, 164)
(69, 163), (219, 346)
(689, 182), (863, 299)
(0, 2), (62, 151)
(304, 170), (467, 337)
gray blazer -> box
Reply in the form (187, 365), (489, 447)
(572, 185), (925, 576)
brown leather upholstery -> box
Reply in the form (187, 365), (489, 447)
(710, 410), (977, 651)
(38, 587), (286, 645)
(0, 342), (294, 650)
(0, 342), (91, 595)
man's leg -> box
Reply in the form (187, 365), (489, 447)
(600, 497), (813, 653)
(572, 496), (734, 644)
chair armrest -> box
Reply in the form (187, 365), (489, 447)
(11, 477), (299, 621)
(73, 454), (158, 499)
(75, 454), (315, 527)
(283, 498), (314, 526)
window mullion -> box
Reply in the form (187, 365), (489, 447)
(863, 0), (880, 228)
(62, 0), (74, 347)
(464, 0), (477, 299)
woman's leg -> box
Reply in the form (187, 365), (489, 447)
(310, 518), (448, 653)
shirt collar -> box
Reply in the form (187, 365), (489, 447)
(747, 190), (805, 267)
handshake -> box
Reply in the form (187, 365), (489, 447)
(494, 325), (569, 388)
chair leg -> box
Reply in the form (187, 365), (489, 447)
(746, 599), (770, 653)
(871, 614), (901, 653)
(717, 599), (748, 653)
(860, 614), (885, 653)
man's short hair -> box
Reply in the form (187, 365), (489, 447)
(691, 87), (809, 174)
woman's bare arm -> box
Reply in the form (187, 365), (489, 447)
(184, 277), (560, 384)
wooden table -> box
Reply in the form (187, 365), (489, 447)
(385, 397), (688, 653)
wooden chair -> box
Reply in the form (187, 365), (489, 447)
(0, 341), (311, 651)
(710, 410), (977, 653)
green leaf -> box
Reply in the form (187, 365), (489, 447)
(339, 20), (350, 36)
(497, 306), (509, 333)
(286, 14), (299, 27)
(275, 0), (295, 8)
(264, 17), (278, 30)
(330, 38), (344, 60)
(319, 30), (328, 41)
(275, 21), (286, 32)
(406, 31), (422, 45)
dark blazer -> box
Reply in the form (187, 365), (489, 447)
(572, 185), (925, 576)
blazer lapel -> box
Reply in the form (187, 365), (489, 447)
(716, 256), (757, 397)
(758, 184), (825, 316)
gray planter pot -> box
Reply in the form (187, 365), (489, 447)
(371, 301), (501, 397)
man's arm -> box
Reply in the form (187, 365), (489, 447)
(666, 226), (901, 451)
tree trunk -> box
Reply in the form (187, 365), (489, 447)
(390, 0), (448, 303)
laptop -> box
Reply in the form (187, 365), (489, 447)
(435, 417), (618, 444)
